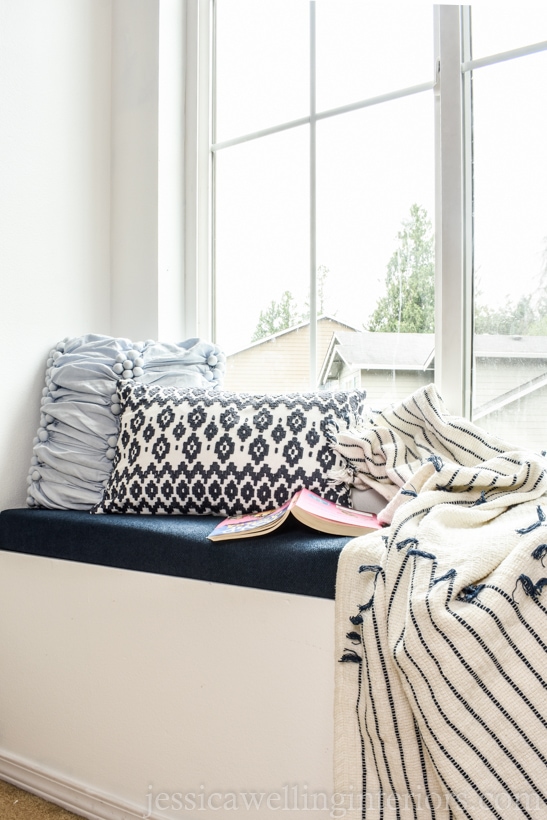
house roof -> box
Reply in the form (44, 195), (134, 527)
(319, 332), (435, 383)
(319, 331), (547, 384)
(473, 370), (547, 420)
(226, 315), (361, 358)
(474, 334), (547, 358)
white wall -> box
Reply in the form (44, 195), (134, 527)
(0, 9), (337, 818)
(0, 0), (112, 509)
(110, 0), (160, 340)
(0, 0), (187, 510)
(110, 0), (186, 342)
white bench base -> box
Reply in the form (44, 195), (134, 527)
(0, 551), (335, 819)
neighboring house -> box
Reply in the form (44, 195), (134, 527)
(471, 334), (547, 449)
(319, 331), (435, 401)
(319, 330), (547, 450)
(224, 316), (361, 393)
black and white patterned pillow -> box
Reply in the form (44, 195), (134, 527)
(92, 382), (367, 516)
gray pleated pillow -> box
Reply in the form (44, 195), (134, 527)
(26, 334), (225, 510)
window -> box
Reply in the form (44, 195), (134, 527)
(211, 0), (434, 403)
(467, 7), (547, 449)
(185, 2), (547, 451)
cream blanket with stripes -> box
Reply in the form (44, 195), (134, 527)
(333, 384), (547, 820)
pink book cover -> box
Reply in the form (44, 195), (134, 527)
(208, 488), (381, 540)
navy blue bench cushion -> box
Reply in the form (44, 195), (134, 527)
(0, 509), (347, 599)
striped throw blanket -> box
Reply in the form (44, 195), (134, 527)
(333, 385), (547, 820)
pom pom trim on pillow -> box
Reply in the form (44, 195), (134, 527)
(92, 382), (368, 516)
(27, 334), (225, 510)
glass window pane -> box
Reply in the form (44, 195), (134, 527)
(213, 2), (436, 400)
(471, 3), (547, 60)
(215, 0), (309, 142)
(472, 52), (547, 450)
(215, 127), (310, 391)
(316, 2), (433, 113)
(316, 92), (435, 406)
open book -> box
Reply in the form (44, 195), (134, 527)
(208, 488), (383, 541)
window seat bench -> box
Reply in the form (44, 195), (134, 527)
(0, 507), (343, 819)
(0, 508), (345, 600)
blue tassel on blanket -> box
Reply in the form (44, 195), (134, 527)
(531, 543), (547, 565)
(407, 548), (437, 560)
(432, 568), (457, 586)
(396, 537), (419, 552)
(516, 505), (546, 535)
(457, 583), (485, 602)
(339, 649), (362, 664)
(512, 574), (547, 601)
(427, 454), (443, 472)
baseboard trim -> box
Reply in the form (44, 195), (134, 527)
(0, 750), (156, 820)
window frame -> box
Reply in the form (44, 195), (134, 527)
(184, 0), (213, 342)
(184, 1), (547, 417)
(433, 4), (474, 417)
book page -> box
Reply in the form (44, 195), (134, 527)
(295, 488), (377, 526)
(208, 498), (292, 540)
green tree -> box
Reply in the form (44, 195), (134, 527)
(474, 294), (537, 335)
(251, 267), (332, 342)
(366, 204), (434, 333)
(367, 210), (547, 336)
(251, 290), (300, 342)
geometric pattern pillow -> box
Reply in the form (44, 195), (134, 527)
(92, 382), (368, 516)
(26, 334), (225, 510)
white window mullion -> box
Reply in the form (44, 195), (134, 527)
(210, 0), (218, 343)
(462, 38), (547, 72)
(434, 4), (473, 417)
(461, 5), (474, 418)
(309, 1), (317, 387)
(210, 80), (435, 154)
(184, 0), (213, 341)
